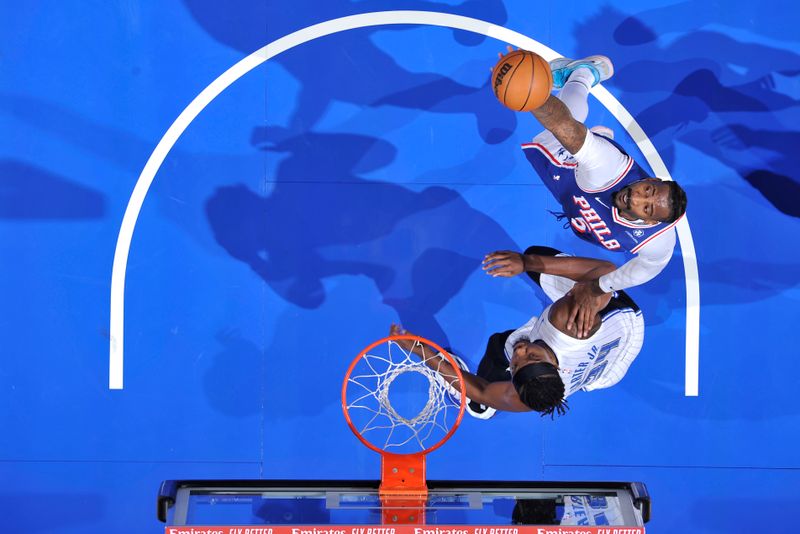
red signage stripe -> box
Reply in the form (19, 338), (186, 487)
(164, 525), (645, 534)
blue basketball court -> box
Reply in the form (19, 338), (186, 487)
(1, 1), (798, 532)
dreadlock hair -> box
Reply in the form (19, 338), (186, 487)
(516, 366), (569, 419)
(663, 180), (687, 223)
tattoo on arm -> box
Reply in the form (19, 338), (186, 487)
(531, 95), (588, 155)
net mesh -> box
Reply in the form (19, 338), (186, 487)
(344, 339), (463, 454)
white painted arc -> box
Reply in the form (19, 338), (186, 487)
(109, 10), (700, 395)
(588, 89), (700, 396)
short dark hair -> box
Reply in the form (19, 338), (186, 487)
(512, 499), (558, 525)
(664, 180), (687, 223)
(516, 365), (569, 418)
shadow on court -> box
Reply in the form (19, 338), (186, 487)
(181, 0), (517, 145)
(205, 126), (519, 348)
(573, 5), (800, 218)
(0, 160), (105, 220)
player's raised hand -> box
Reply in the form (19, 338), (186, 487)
(490, 45), (517, 71)
(482, 251), (525, 277)
(565, 282), (610, 338)
(498, 44), (515, 60)
(389, 323), (419, 352)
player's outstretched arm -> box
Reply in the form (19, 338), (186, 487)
(567, 228), (675, 336)
(530, 94), (588, 155)
(493, 47), (587, 155)
(482, 250), (616, 281)
(483, 251), (616, 339)
(597, 228), (676, 293)
(389, 324), (530, 412)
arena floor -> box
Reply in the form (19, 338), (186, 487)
(1, 1), (798, 532)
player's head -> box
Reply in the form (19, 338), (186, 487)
(612, 178), (687, 224)
(510, 340), (568, 418)
(512, 499), (558, 525)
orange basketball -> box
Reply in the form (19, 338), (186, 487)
(491, 50), (553, 112)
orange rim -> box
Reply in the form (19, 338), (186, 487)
(341, 334), (466, 456)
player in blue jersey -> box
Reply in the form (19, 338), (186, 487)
(500, 51), (687, 338)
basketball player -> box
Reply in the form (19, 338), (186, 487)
(390, 245), (644, 419)
(512, 495), (625, 526)
(502, 51), (687, 338)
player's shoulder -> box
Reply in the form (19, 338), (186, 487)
(632, 220), (678, 257)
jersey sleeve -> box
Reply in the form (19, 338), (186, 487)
(571, 132), (631, 193)
(597, 228), (676, 292)
(503, 316), (540, 361)
(583, 315), (645, 391)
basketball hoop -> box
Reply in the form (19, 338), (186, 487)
(341, 334), (466, 524)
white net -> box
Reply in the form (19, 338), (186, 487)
(344, 339), (464, 454)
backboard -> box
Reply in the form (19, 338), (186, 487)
(159, 337), (650, 533)
(158, 479), (650, 530)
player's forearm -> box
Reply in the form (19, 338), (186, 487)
(530, 95), (588, 155)
(426, 351), (491, 399)
(429, 351), (529, 412)
(598, 229), (675, 292)
(522, 253), (616, 283)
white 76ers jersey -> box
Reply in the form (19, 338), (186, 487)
(504, 274), (645, 397)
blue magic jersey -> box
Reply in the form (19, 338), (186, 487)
(522, 133), (678, 254)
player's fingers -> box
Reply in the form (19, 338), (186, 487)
(485, 265), (504, 276)
(488, 265), (508, 277)
(506, 45), (514, 53)
(566, 300), (579, 333)
(584, 305), (593, 338)
(486, 259), (512, 273)
(482, 255), (510, 269)
(483, 251), (513, 263)
(486, 250), (514, 257)
(580, 307), (591, 338)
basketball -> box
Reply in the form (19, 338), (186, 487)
(491, 50), (553, 112)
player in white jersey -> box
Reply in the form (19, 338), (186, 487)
(391, 246), (644, 418)
(511, 494), (625, 526)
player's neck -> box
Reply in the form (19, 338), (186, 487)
(532, 340), (559, 367)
